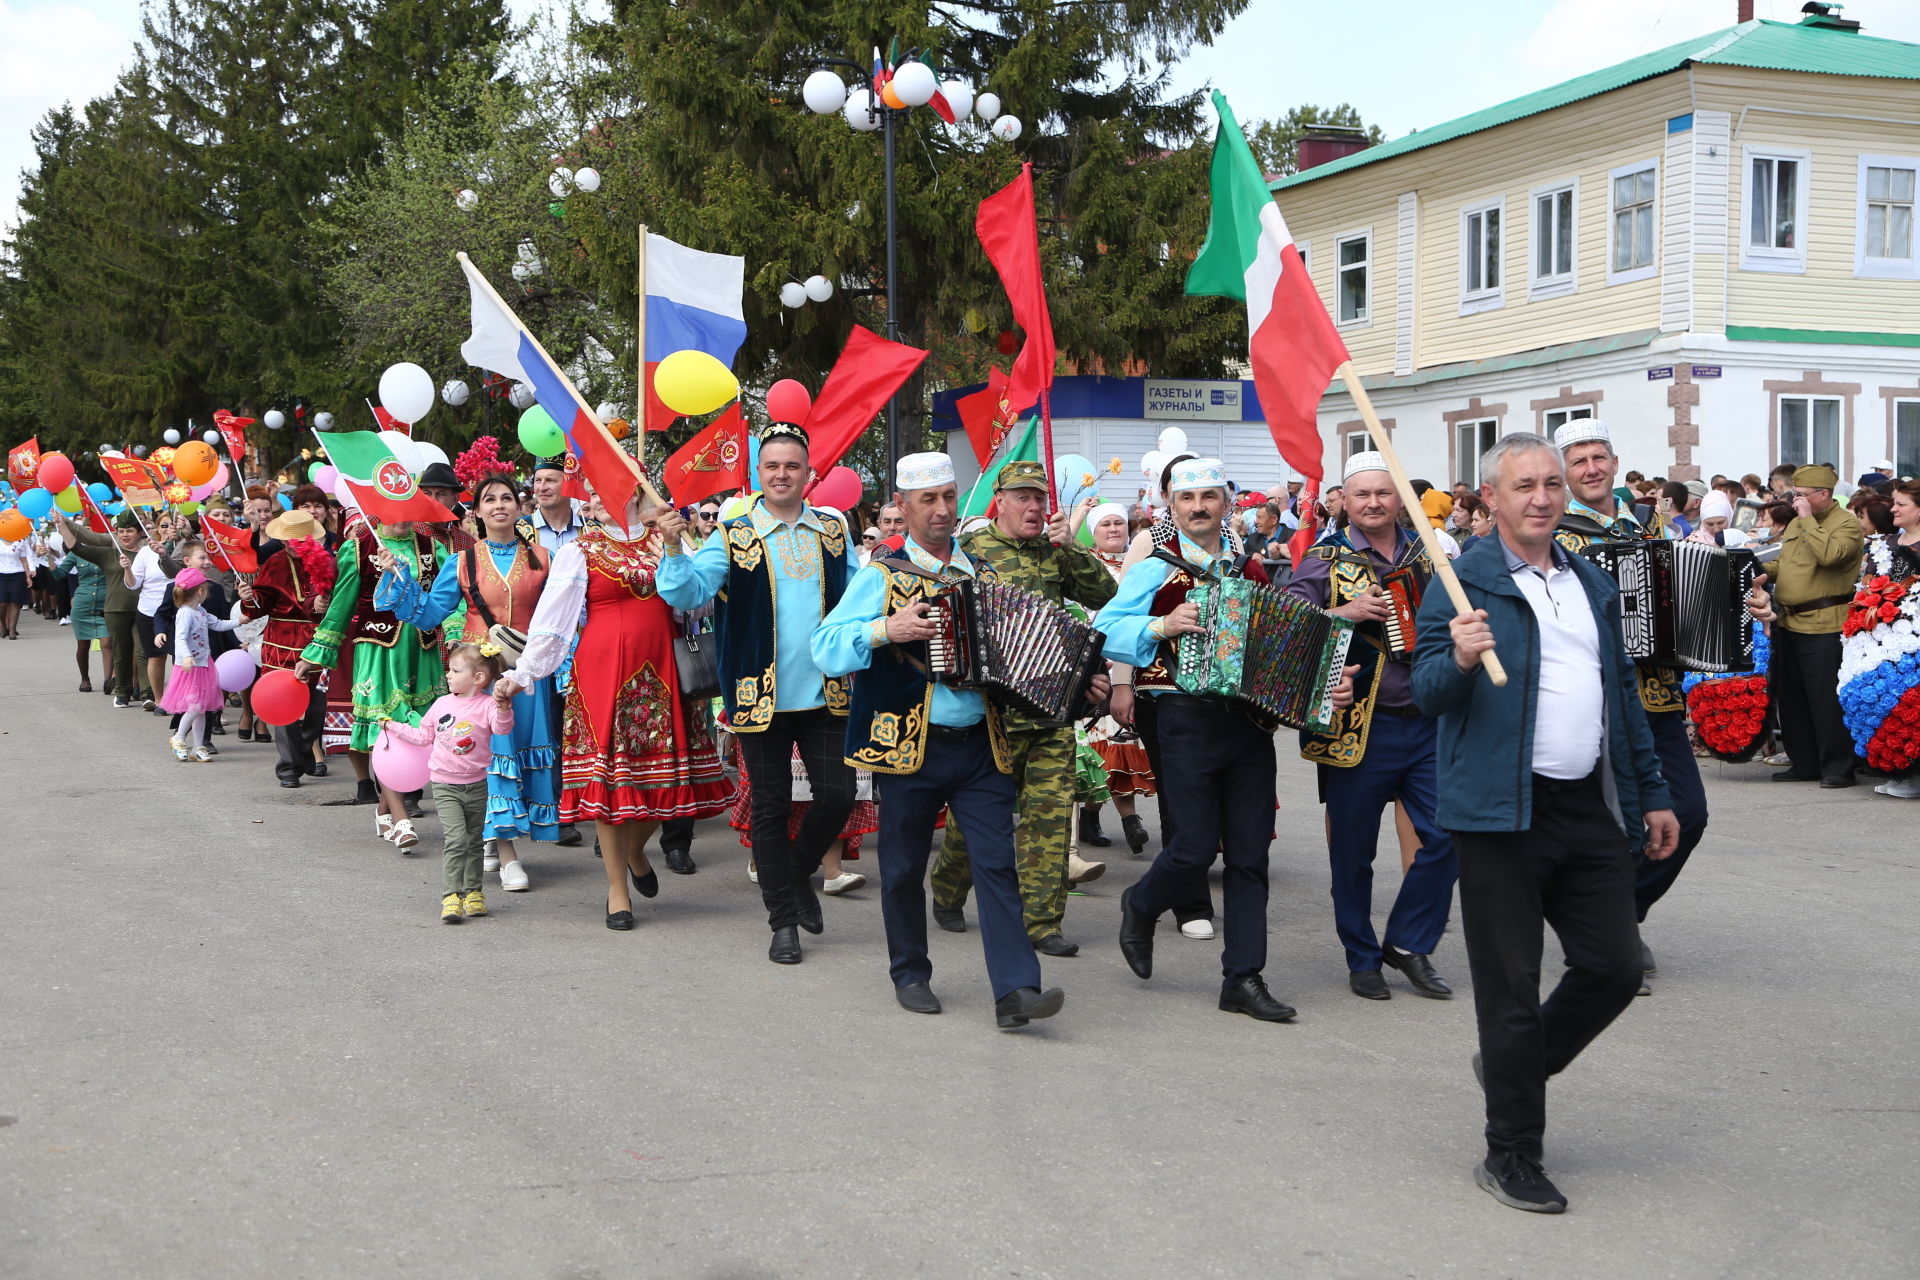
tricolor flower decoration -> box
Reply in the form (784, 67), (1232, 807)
(1836, 536), (1920, 776)
(1682, 623), (1772, 762)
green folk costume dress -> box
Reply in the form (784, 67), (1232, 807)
(299, 521), (446, 752)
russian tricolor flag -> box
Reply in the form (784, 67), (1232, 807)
(644, 232), (746, 430)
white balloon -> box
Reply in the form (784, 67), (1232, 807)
(1156, 427), (1189, 455)
(940, 79), (973, 123)
(163, 429), (181, 446)
(454, 188), (479, 211)
(572, 167), (601, 193)
(1141, 450), (1169, 482)
(992, 114), (1023, 143)
(779, 281), (808, 309)
(547, 167), (573, 198)
(804, 274), (834, 303)
(595, 402), (622, 424)
(441, 379), (469, 407)
(892, 60), (938, 108)
(508, 382), (537, 411)
(843, 87), (880, 132)
(413, 442), (451, 471)
(511, 261), (532, 282)
(202, 430), (221, 446)
(102, 448), (124, 458)
(378, 430), (423, 475)
(378, 361), (436, 424)
(802, 68), (847, 116)
(314, 412), (335, 431)
(263, 409), (286, 430)
(976, 92), (1001, 123)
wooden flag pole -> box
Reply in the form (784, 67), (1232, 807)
(635, 224), (648, 473)
(1336, 360), (1507, 687)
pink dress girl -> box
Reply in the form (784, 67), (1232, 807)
(159, 567), (235, 761)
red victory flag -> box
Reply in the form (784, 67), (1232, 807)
(101, 455), (164, 507)
(198, 512), (260, 575)
(8, 437), (39, 487)
(975, 164), (1056, 423)
(801, 326), (930, 476)
(73, 483), (112, 534)
(212, 410), (253, 462)
(662, 405), (748, 508)
(954, 367), (1013, 467)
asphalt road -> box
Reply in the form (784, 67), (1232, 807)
(2, 621), (1915, 1279)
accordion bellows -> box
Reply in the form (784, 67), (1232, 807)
(1579, 540), (1759, 673)
(1175, 578), (1354, 734)
(926, 579), (1107, 725)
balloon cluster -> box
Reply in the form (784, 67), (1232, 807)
(1138, 427), (1192, 504)
(802, 54), (1019, 142)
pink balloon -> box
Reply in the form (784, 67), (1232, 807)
(189, 463), (226, 502)
(765, 379), (812, 426)
(372, 725), (431, 793)
(311, 464), (338, 491)
(809, 465), (863, 513)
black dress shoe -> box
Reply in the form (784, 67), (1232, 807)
(665, 846), (695, 873)
(278, 778), (302, 789)
(306, 761), (329, 777)
(895, 982), (942, 1014)
(605, 905), (635, 931)
(1033, 933), (1080, 957)
(1118, 887), (1154, 979)
(994, 985), (1065, 1029)
(1349, 969), (1390, 1000)
(631, 867), (660, 899)
(1820, 775), (1856, 789)
(1219, 975), (1297, 1022)
(1770, 770), (1819, 782)
(352, 778), (378, 804)
(795, 881), (824, 935)
(932, 905), (967, 933)
(1382, 949), (1453, 998)
(236, 727), (253, 742)
(768, 925), (802, 965)
(555, 824), (583, 848)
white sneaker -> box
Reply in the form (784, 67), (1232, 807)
(483, 839), (499, 873)
(59, 617), (71, 626)
(169, 737), (189, 762)
(189, 746), (214, 763)
(1883, 777), (1920, 799)
(1180, 918), (1216, 940)
(390, 819), (419, 851)
(822, 872), (867, 895)
(499, 859), (530, 891)
(747, 863), (758, 884)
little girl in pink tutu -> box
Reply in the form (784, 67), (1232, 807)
(159, 567), (235, 762)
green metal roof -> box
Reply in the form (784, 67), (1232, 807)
(1272, 19), (1920, 192)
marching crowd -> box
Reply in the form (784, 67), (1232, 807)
(4, 417), (1917, 1216)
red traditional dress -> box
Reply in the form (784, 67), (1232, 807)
(505, 525), (731, 824)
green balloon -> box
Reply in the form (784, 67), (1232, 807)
(517, 406), (567, 457)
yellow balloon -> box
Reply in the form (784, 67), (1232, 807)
(654, 350), (739, 417)
(54, 485), (82, 513)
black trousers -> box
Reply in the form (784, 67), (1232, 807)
(1770, 626), (1854, 782)
(1134, 693), (1216, 925)
(1128, 696), (1275, 983)
(1637, 709), (1706, 922)
(1455, 773), (1643, 1160)
(272, 679), (326, 784)
(738, 708), (856, 931)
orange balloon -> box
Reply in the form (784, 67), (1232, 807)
(172, 440), (218, 486)
(0, 509), (29, 541)
(607, 417), (631, 440)
(880, 79), (906, 110)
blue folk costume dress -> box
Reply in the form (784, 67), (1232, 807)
(375, 536), (562, 842)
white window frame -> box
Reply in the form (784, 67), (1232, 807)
(1296, 239), (1311, 279)
(1856, 154), (1920, 281)
(1742, 145), (1810, 274)
(1459, 197), (1505, 315)
(1777, 395), (1842, 467)
(1529, 178), (1580, 299)
(1334, 228), (1372, 328)
(1543, 406), (1595, 436)
(1343, 430), (1375, 458)
(1894, 399), (1920, 479)
(1607, 159), (1659, 286)
(1455, 418), (1500, 488)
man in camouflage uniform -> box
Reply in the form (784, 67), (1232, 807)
(929, 460), (1116, 957)
(1551, 419), (1697, 994)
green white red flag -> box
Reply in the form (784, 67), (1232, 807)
(317, 430), (453, 524)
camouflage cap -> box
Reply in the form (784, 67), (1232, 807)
(995, 459), (1049, 493)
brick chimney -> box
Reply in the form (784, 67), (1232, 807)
(1738, 0), (1754, 21)
(1298, 126), (1372, 173)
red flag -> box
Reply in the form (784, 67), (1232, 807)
(369, 403), (412, 434)
(569, 407), (641, 520)
(801, 326), (931, 475)
(975, 164), (1056, 421)
(662, 405), (748, 508)
(102, 456), (164, 507)
(212, 410), (253, 462)
(199, 513), (260, 575)
(8, 437), (39, 487)
(644, 376), (679, 432)
(954, 368), (1013, 468)
(74, 483), (112, 534)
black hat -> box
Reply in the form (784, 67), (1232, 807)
(758, 422), (809, 450)
(419, 461), (460, 491)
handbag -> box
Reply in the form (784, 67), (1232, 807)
(673, 623), (720, 700)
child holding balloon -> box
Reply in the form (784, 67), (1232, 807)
(379, 643), (515, 923)
(159, 567), (237, 762)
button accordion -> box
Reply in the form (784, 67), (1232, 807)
(925, 579), (1108, 724)
(1578, 539), (1760, 672)
(1173, 577), (1355, 733)
(1380, 565), (1425, 658)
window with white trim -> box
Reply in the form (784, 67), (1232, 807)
(1857, 155), (1919, 279)
(1531, 181), (1577, 296)
(1336, 231), (1370, 325)
(1343, 430), (1375, 458)
(1743, 147), (1809, 272)
(1296, 240), (1311, 278)
(1460, 199), (1503, 312)
(1896, 400), (1920, 480)
(1778, 396), (1840, 467)
(1455, 419), (1499, 488)
(1543, 406), (1594, 435)
(1608, 160), (1657, 283)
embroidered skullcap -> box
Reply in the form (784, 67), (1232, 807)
(1089, 501), (1128, 529)
(530, 457), (568, 477)
(1343, 450), (1389, 481)
(1700, 491), (1734, 522)
(1167, 457), (1226, 493)
(1792, 464), (1839, 490)
(895, 452), (955, 491)
(1553, 418), (1611, 453)
(759, 421), (809, 450)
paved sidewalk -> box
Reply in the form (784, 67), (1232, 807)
(1, 622), (1915, 1278)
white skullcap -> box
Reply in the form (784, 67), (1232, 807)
(1088, 501), (1128, 528)
(1168, 457), (1226, 493)
(1344, 450), (1389, 481)
(1553, 418), (1611, 453)
(1700, 490), (1734, 522)
(895, 451), (955, 491)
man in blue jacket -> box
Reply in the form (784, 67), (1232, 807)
(1412, 432), (1679, 1215)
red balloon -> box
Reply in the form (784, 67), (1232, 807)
(252, 668), (311, 726)
(765, 378), (812, 426)
(996, 329), (1018, 355)
(36, 452), (75, 494)
(810, 465), (863, 513)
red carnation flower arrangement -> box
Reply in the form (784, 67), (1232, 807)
(454, 436), (505, 489)
(1685, 673), (1770, 762)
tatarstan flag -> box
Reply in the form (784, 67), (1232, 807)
(1185, 91), (1348, 488)
(318, 430), (454, 524)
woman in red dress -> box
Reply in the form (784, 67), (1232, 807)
(497, 491), (731, 929)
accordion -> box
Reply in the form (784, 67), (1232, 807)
(925, 579), (1107, 724)
(1380, 565), (1425, 658)
(1578, 539), (1760, 672)
(1174, 577), (1355, 733)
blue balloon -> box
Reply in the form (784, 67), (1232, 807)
(275, 492), (293, 509)
(87, 482), (111, 501)
(17, 488), (54, 520)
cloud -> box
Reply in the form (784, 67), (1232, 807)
(0, 0), (141, 234)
